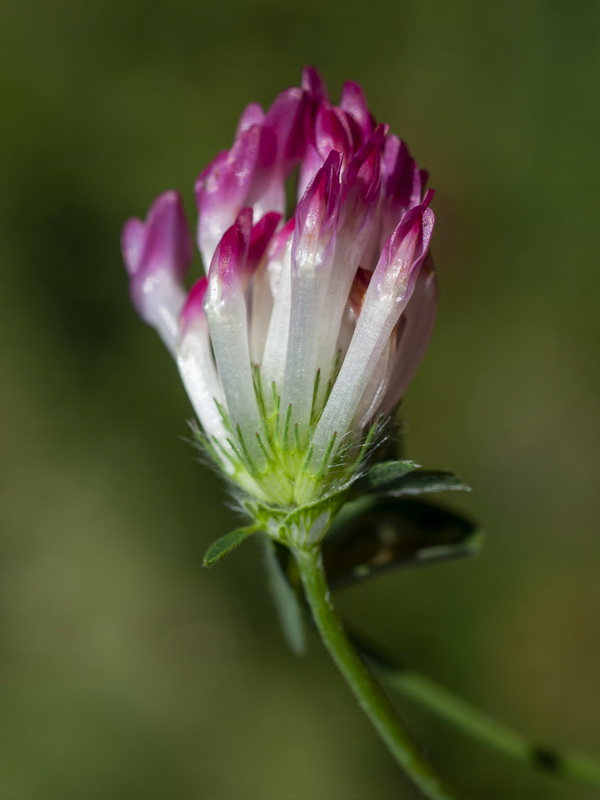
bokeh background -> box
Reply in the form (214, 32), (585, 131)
(1, 1), (599, 798)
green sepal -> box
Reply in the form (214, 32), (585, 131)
(202, 526), (259, 567)
(244, 482), (351, 547)
(263, 539), (306, 655)
(356, 460), (470, 497)
(322, 497), (482, 589)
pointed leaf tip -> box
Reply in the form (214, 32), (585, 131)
(356, 462), (470, 498)
(388, 470), (472, 496)
(202, 526), (258, 567)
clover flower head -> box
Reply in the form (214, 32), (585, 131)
(122, 67), (437, 544)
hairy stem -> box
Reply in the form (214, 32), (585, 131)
(350, 630), (600, 790)
(294, 546), (465, 800)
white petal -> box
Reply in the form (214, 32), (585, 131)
(248, 266), (274, 364)
(280, 253), (328, 435)
(140, 273), (186, 354)
(380, 265), (437, 414)
(314, 228), (367, 386)
(176, 317), (231, 461)
(260, 236), (293, 391)
(354, 338), (393, 430)
(310, 280), (414, 466)
(205, 277), (266, 467)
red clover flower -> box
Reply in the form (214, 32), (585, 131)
(122, 67), (436, 546)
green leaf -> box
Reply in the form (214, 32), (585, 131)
(356, 460), (419, 493)
(263, 540), (306, 655)
(323, 497), (482, 589)
(202, 526), (257, 567)
(387, 470), (471, 496)
(357, 461), (470, 497)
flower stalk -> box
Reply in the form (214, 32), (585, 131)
(294, 545), (464, 800)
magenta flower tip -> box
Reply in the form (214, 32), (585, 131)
(344, 140), (382, 207)
(247, 211), (282, 274)
(121, 190), (192, 281)
(340, 80), (374, 138)
(236, 102), (265, 136)
(209, 207), (252, 290)
(180, 276), (209, 330)
(121, 191), (193, 347)
(301, 65), (328, 101)
(298, 150), (342, 229)
(292, 151), (342, 272)
(121, 218), (145, 277)
(315, 105), (352, 162)
(262, 87), (307, 168)
(268, 216), (296, 261)
(371, 190), (435, 304)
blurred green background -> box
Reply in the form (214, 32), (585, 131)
(1, 0), (599, 798)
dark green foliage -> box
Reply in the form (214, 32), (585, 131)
(355, 460), (419, 493)
(323, 497), (481, 589)
(383, 470), (471, 496)
(356, 461), (470, 497)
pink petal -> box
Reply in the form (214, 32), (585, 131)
(209, 207), (253, 291)
(247, 211), (281, 274)
(302, 66), (329, 102)
(340, 81), (374, 140)
(180, 276), (209, 332)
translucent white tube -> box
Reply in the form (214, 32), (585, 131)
(205, 275), (266, 468)
(176, 313), (230, 461)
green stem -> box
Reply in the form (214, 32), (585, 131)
(367, 653), (600, 789)
(294, 546), (464, 800)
